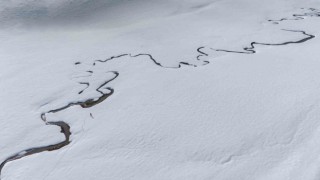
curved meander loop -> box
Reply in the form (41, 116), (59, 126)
(0, 47), (209, 179)
(214, 30), (315, 54)
(92, 47), (210, 68)
(268, 8), (320, 24)
(0, 121), (70, 177)
(0, 7), (320, 180)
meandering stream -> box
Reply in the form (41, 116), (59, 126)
(0, 7), (319, 179)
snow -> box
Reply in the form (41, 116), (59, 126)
(1, 0), (320, 179)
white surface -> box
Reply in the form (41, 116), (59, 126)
(1, 0), (320, 179)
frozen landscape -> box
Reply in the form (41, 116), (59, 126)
(1, 0), (320, 179)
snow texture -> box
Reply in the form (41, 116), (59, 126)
(1, 0), (320, 179)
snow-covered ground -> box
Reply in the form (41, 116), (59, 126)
(1, 0), (320, 179)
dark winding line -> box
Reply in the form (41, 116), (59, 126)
(214, 30), (315, 54)
(197, 46), (210, 64)
(0, 72), (119, 179)
(93, 54), (130, 65)
(1, 7), (319, 180)
(78, 82), (89, 94)
(268, 8), (320, 24)
(93, 47), (209, 69)
(0, 121), (70, 177)
(0, 46), (209, 178)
